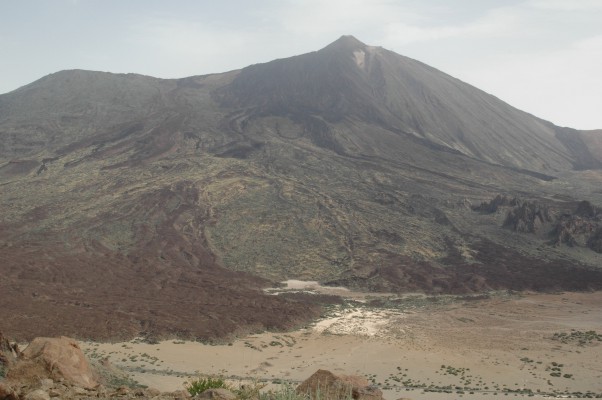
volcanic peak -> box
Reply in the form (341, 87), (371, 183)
(321, 35), (368, 51)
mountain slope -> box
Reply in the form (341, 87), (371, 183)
(1, 36), (602, 340)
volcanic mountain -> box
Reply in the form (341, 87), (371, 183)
(1, 35), (601, 341)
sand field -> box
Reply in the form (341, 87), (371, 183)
(82, 286), (602, 399)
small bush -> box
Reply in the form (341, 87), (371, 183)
(186, 377), (230, 397)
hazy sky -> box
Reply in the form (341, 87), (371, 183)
(1, 0), (601, 129)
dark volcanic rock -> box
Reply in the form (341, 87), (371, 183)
(588, 228), (602, 253)
(503, 201), (553, 233)
(477, 195), (602, 255)
(550, 215), (598, 247)
(548, 201), (602, 249)
(473, 195), (521, 213)
(575, 200), (602, 218)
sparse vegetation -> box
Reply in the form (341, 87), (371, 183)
(551, 330), (602, 346)
(65, 290), (602, 400)
(185, 376), (230, 397)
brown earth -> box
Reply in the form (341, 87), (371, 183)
(0, 242), (320, 341)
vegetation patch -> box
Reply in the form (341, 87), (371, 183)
(185, 376), (230, 397)
(551, 330), (602, 346)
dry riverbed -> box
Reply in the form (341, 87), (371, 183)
(82, 284), (602, 399)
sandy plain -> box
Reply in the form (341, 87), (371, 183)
(82, 282), (602, 399)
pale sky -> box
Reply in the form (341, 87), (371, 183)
(1, 0), (601, 130)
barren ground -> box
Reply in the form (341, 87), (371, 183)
(81, 286), (602, 399)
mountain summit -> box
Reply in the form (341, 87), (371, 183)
(323, 34), (368, 50)
(1, 36), (601, 340)
(219, 36), (599, 172)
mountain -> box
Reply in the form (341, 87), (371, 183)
(1, 36), (602, 341)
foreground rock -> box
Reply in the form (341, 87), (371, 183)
(19, 336), (99, 389)
(0, 333), (191, 400)
(297, 369), (384, 400)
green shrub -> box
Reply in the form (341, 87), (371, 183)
(186, 377), (230, 397)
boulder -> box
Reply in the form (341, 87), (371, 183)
(297, 369), (383, 400)
(20, 336), (99, 389)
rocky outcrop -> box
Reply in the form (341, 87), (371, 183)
(473, 195), (521, 213)
(475, 196), (602, 254)
(575, 200), (602, 218)
(550, 215), (599, 247)
(474, 195), (554, 233)
(549, 201), (602, 251)
(503, 201), (553, 233)
(588, 228), (602, 253)
(297, 369), (383, 400)
(19, 336), (99, 389)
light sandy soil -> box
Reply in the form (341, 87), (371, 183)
(82, 287), (602, 399)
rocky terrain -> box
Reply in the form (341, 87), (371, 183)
(1, 35), (602, 341)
